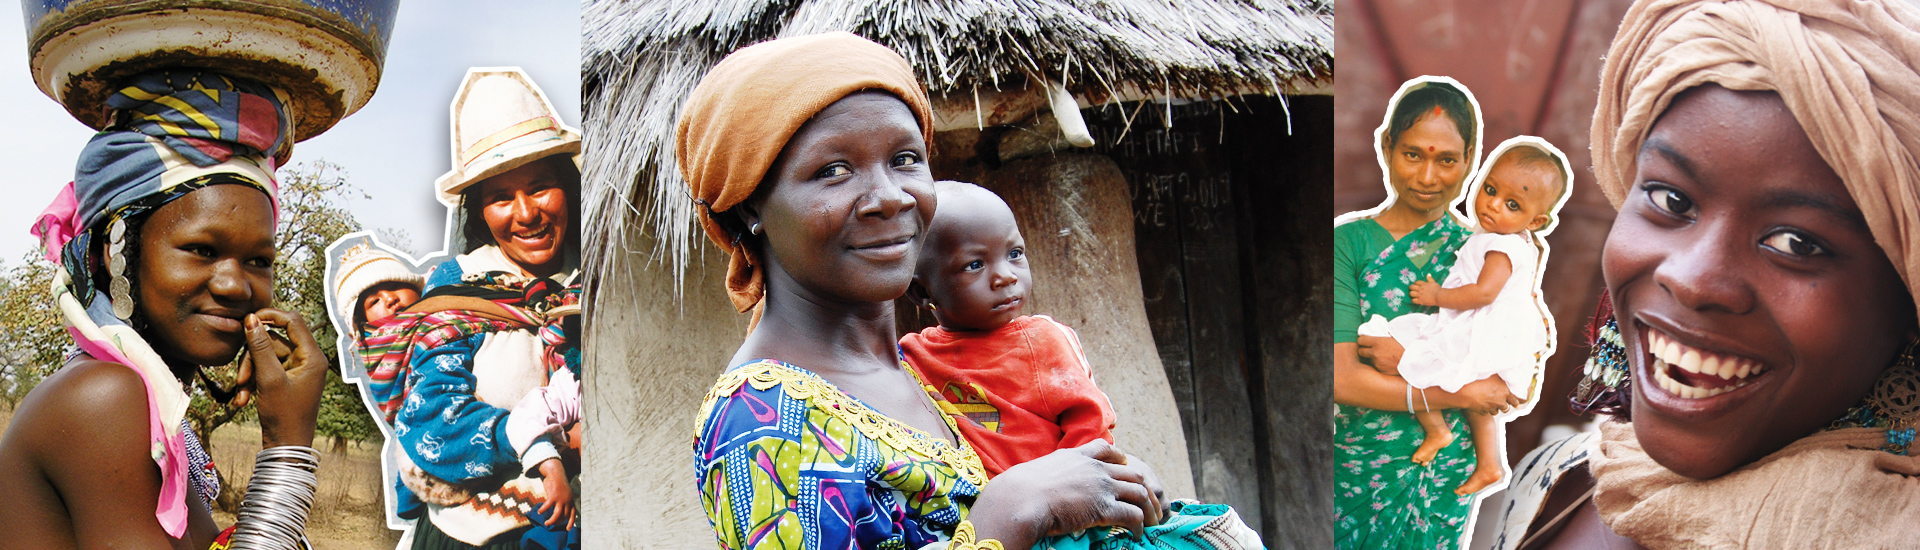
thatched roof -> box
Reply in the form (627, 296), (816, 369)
(580, 0), (1332, 295)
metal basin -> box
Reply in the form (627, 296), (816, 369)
(24, 0), (400, 141)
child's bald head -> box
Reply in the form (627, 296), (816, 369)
(913, 181), (1032, 331)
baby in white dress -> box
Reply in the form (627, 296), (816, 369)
(1359, 144), (1568, 496)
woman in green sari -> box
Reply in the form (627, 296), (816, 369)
(1333, 78), (1525, 549)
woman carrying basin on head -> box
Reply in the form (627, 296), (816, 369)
(0, 71), (330, 549)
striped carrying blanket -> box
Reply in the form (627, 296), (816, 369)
(358, 274), (579, 424)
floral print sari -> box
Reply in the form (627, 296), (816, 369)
(1334, 214), (1479, 550)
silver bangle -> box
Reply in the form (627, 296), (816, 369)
(229, 445), (319, 550)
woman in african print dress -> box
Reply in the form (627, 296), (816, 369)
(683, 32), (1169, 550)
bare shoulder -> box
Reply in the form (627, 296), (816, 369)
(8, 358), (155, 461)
(2, 357), (210, 550)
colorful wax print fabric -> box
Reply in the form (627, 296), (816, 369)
(693, 360), (989, 550)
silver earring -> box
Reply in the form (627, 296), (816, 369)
(107, 218), (134, 320)
(749, 222), (762, 235)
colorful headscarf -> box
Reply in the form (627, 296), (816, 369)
(27, 70), (289, 537)
(675, 32), (934, 318)
(1592, 0), (1920, 321)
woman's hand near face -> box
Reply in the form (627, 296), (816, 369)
(245, 308), (329, 448)
(968, 440), (1160, 549)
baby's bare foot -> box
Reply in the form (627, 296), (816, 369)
(1455, 462), (1504, 495)
(1410, 430), (1455, 464)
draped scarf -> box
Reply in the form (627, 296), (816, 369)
(1591, 420), (1920, 548)
(1357, 214), (1470, 321)
(28, 70), (288, 537)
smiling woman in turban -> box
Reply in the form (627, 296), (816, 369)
(0, 71), (331, 550)
(1492, 0), (1920, 548)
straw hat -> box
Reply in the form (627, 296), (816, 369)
(332, 241), (425, 326)
(434, 67), (581, 207)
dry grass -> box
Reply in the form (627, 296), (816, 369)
(0, 407), (402, 549)
(208, 422), (403, 549)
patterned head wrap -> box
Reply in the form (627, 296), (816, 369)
(27, 70), (289, 537)
(676, 32), (933, 317)
(1593, 0), (1920, 319)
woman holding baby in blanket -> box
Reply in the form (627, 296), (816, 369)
(342, 68), (582, 550)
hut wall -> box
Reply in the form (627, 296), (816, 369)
(581, 216), (750, 548)
(919, 127), (1204, 503)
(1238, 96), (1336, 549)
(1080, 95), (1334, 547)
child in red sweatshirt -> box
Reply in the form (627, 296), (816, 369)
(901, 180), (1116, 476)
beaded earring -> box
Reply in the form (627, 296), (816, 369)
(1572, 315), (1629, 412)
(1830, 338), (1920, 455)
(1572, 290), (1630, 415)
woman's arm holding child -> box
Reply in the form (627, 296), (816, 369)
(506, 367), (580, 529)
(1410, 251), (1513, 310)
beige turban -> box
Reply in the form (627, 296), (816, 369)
(675, 32), (934, 315)
(1593, 0), (1920, 316)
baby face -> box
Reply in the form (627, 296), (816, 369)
(1475, 154), (1558, 235)
(916, 185), (1031, 332)
(359, 281), (421, 327)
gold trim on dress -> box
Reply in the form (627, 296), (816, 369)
(947, 521), (1007, 550)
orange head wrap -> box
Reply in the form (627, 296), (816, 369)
(675, 31), (935, 316)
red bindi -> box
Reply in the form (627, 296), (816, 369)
(1428, 146), (1434, 152)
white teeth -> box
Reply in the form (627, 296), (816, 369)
(1645, 327), (1767, 398)
(1651, 362), (1743, 399)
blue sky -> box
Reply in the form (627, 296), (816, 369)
(0, 0), (581, 261)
